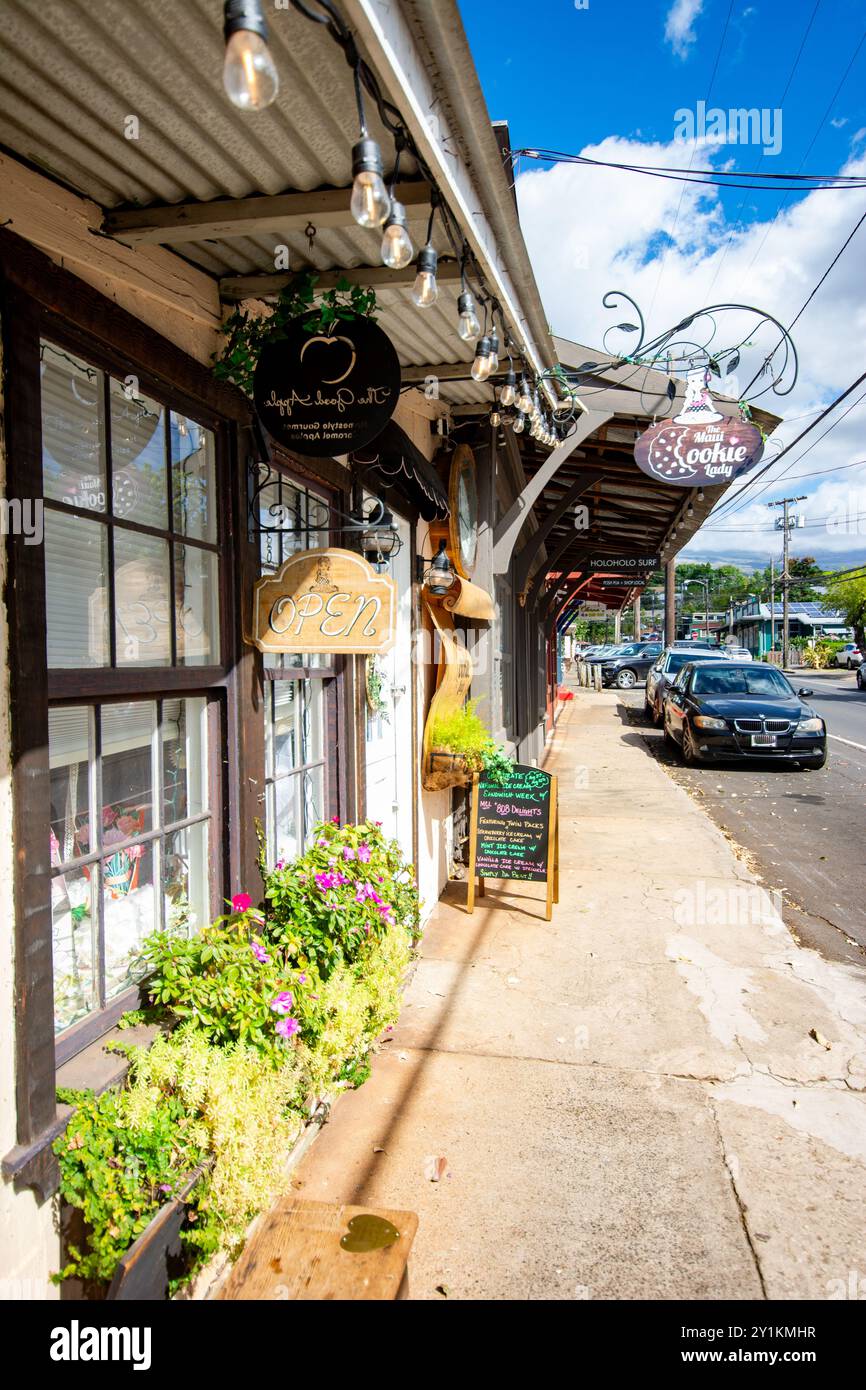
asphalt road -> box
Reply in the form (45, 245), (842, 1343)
(620, 669), (866, 965)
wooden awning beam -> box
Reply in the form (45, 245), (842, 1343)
(103, 182), (431, 246)
(221, 259), (461, 303)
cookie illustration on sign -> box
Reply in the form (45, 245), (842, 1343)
(643, 424), (696, 481)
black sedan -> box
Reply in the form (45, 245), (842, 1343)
(662, 661), (828, 769)
(595, 641), (663, 689)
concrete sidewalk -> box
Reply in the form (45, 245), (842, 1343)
(293, 690), (866, 1300)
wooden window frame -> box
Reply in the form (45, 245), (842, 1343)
(0, 231), (253, 1191)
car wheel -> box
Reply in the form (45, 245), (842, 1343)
(682, 721), (702, 765)
(858, 672), (865, 690)
(616, 668), (637, 689)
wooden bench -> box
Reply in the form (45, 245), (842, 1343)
(218, 1197), (418, 1301)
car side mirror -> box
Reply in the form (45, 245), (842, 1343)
(797, 687), (813, 698)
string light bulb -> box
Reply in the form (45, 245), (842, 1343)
(456, 291), (481, 343)
(223, 0), (279, 111)
(499, 367), (517, 407)
(488, 329), (500, 373)
(350, 138), (391, 228)
(380, 200), (413, 269)
(513, 411), (526, 434)
(490, 408), (501, 428)
(516, 377), (532, 413)
(411, 245), (438, 307)
(471, 336), (492, 382)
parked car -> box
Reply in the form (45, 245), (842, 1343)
(598, 641), (663, 689)
(857, 659), (866, 691)
(833, 642), (862, 669)
(662, 661), (827, 769)
(721, 646), (753, 662)
(645, 645), (730, 724)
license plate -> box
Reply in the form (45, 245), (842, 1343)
(751, 733), (777, 747)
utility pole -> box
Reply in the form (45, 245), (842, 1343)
(769, 560), (775, 656)
(769, 497), (806, 669)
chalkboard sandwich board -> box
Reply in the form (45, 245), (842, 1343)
(467, 764), (559, 920)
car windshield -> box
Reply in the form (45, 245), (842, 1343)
(666, 651), (726, 674)
(691, 666), (794, 696)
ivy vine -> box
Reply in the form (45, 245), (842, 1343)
(212, 270), (379, 397)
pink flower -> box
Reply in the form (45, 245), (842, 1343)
(117, 814), (139, 837)
(343, 847), (356, 861)
(335, 872), (350, 886)
(276, 1016), (300, 1040)
(232, 892), (253, 913)
(270, 991), (294, 1014)
(275, 858), (285, 871)
(297, 873), (307, 884)
(316, 838), (328, 848)
(315, 871), (337, 892)
(331, 816), (340, 824)
(298, 972), (307, 984)
(357, 844), (372, 864)
(102, 806), (117, 827)
(250, 940), (269, 964)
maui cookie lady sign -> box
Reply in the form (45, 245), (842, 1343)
(634, 369), (764, 488)
(253, 315), (401, 457)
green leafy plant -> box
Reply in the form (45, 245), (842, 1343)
(365, 655), (390, 722)
(213, 271), (378, 396)
(428, 699), (514, 785)
(53, 820), (421, 1293)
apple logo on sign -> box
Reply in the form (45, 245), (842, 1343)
(299, 334), (357, 385)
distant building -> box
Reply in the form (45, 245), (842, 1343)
(731, 601), (850, 657)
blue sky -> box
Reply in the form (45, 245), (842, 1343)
(459, 0), (866, 567)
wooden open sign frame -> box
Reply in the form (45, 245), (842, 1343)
(466, 774), (560, 921)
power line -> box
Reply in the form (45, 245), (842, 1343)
(706, 376), (866, 522)
(514, 150), (866, 191)
(701, 0), (822, 304)
(739, 202), (866, 401)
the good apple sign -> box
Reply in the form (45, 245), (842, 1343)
(253, 315), (401, 457)
(634, 416), (764, 488)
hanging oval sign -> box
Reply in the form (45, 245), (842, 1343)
(634, 416), (764, 487)
(253, 315), (401, 457)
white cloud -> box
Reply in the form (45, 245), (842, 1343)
(515, 134), (866, 565)
(830, 116), (849, 129)
(665, 0), (704, 59)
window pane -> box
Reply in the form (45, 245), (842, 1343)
(302, 763), (325, 841)
(102, 702), (155, 838)
(175, 544), (220, 666)
(49, 706), (92, 863)
(163, 821), (209, 936)
(171, 415), (216, 542)
(300, 678), (324, 765)
(162, 697), (207, 824)
(45, 509), (109, 667)
(272, 681), (298, 775)
(41, 342), (107, 512)
(52, 863), (97, 1032)
(271, 777), (300, 866)
(114, 530), (172, 666)
(109, 378), (167, 529)
(103, 841), (155, 1000)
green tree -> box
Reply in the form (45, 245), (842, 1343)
(787, 556), (823, 602)
(823, 572), (866, 650)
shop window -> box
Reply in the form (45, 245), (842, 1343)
(48, 698), (212, 1051)
(41, 341), (220, 669)
(257, 468), (337, 861)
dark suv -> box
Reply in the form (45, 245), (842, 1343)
(597, 642), (663, 689)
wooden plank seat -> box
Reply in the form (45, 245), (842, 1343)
(218, 1197), (418, 1301)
